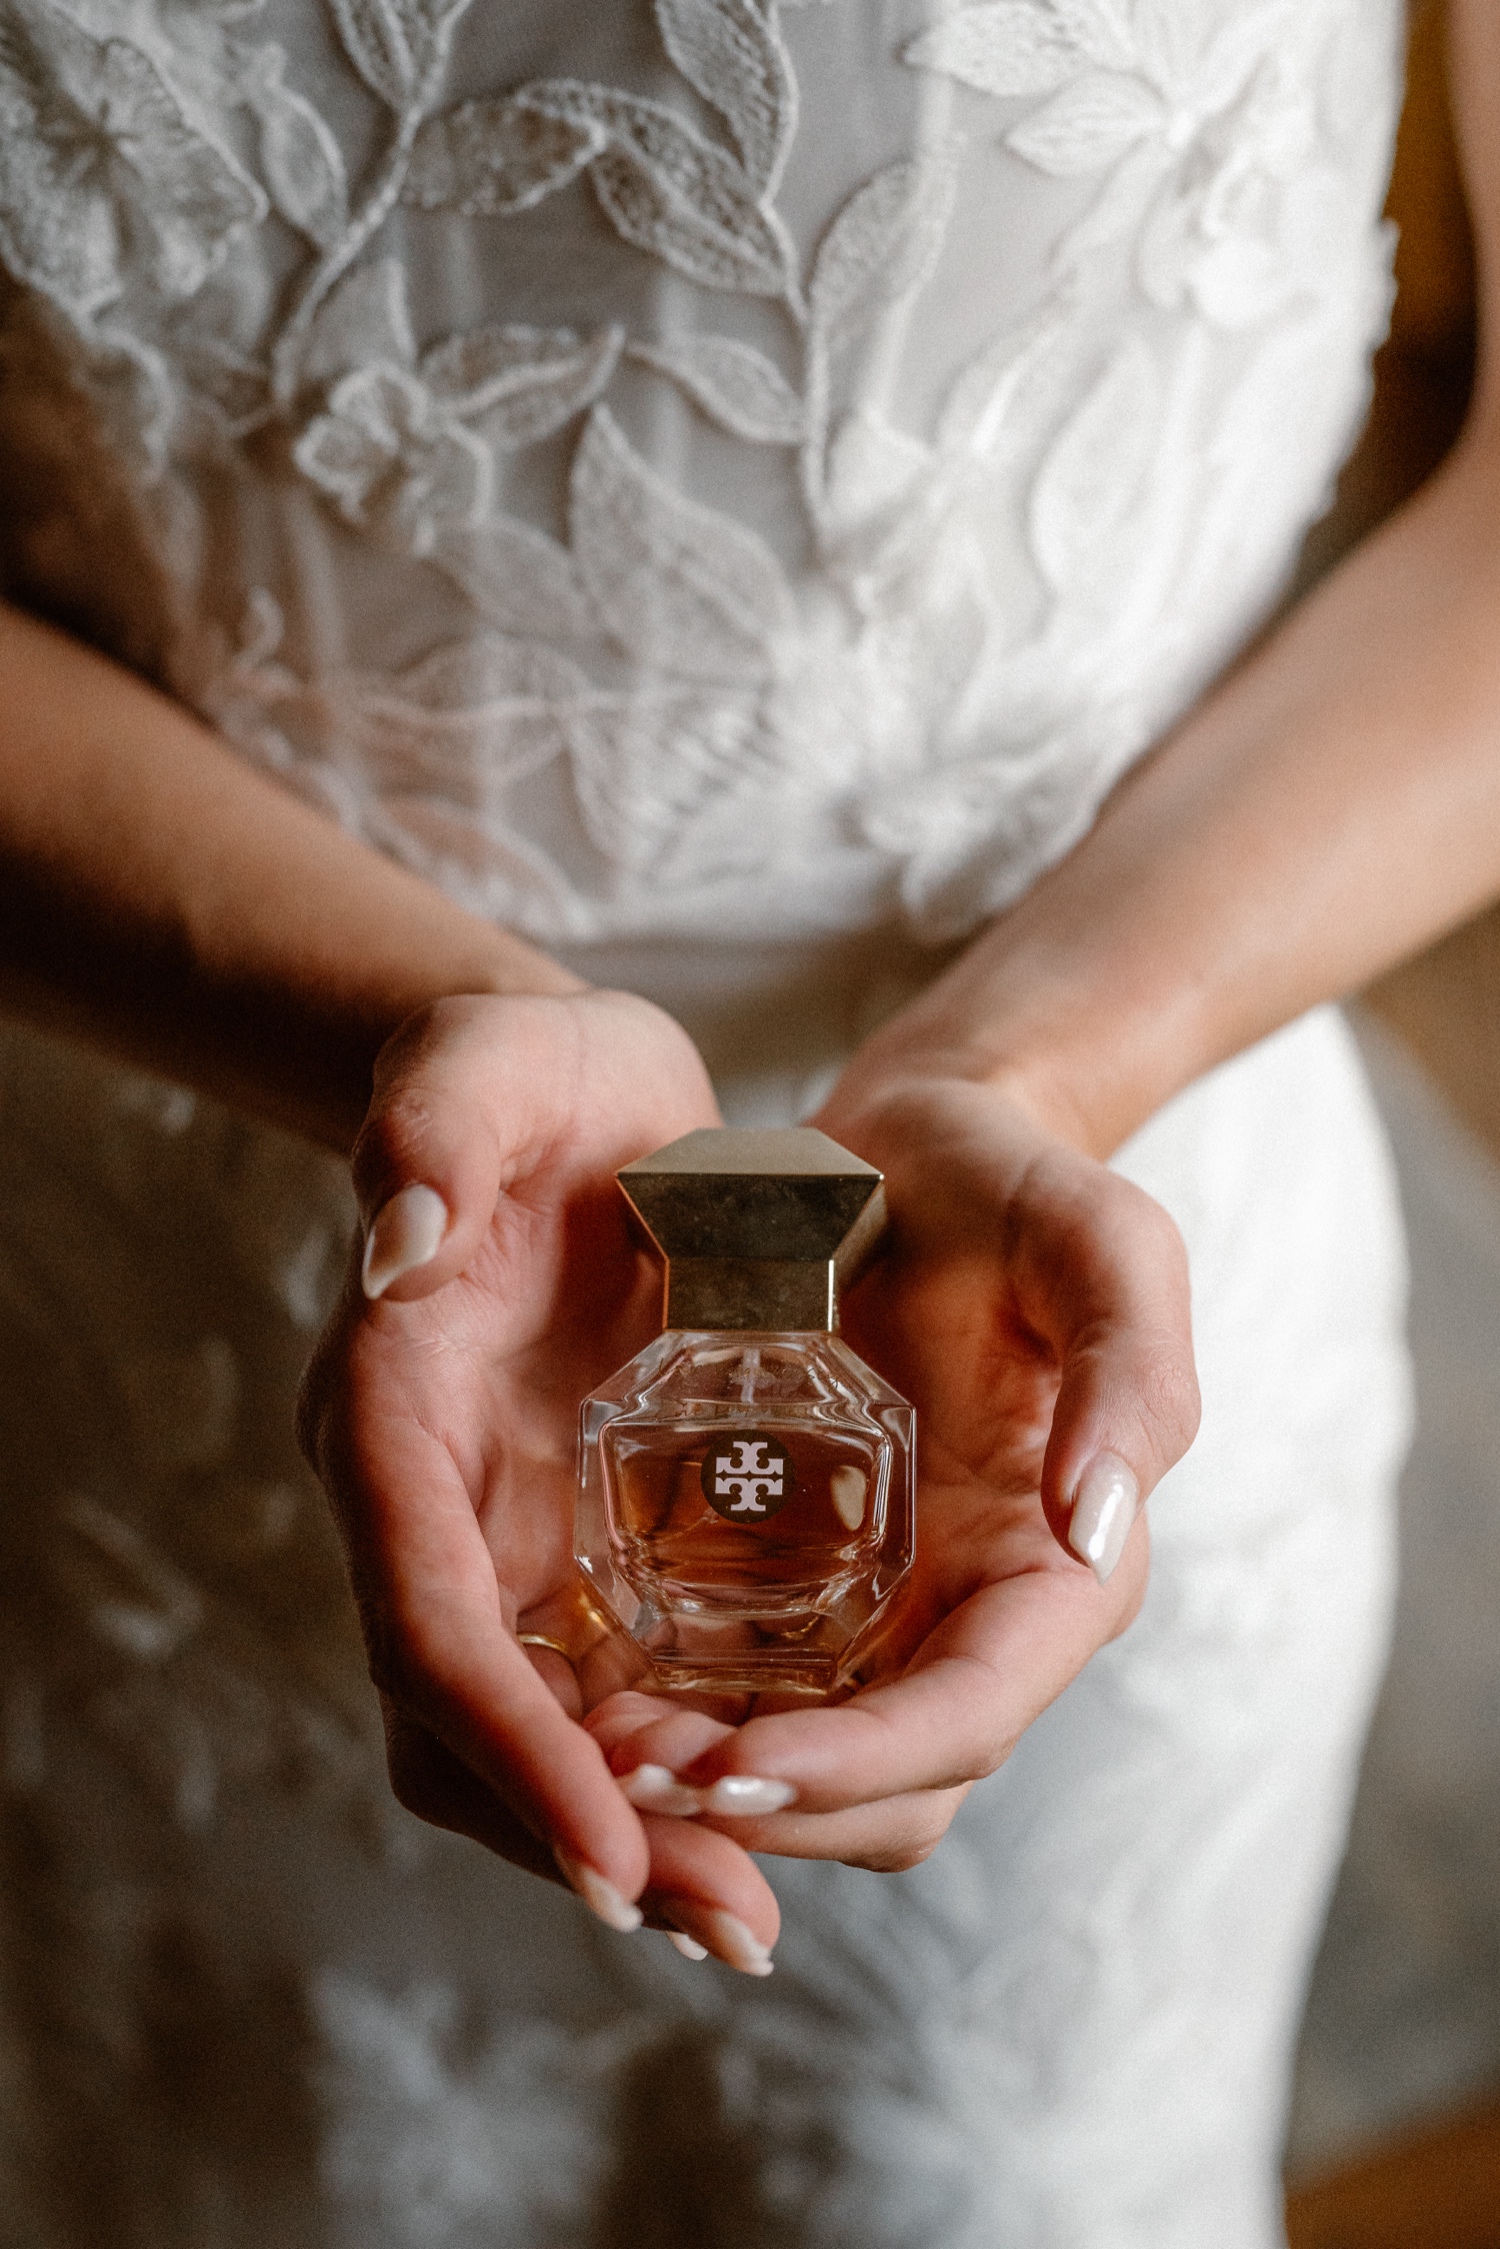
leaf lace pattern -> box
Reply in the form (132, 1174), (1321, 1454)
(0, 0), (1400, 944)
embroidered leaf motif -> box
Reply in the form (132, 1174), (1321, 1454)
(339, 636), (585, 790)
(822, 410), (930, 534)
(1131, 0), (1193, 91)
(297, 259), (416, 387)
(904, 1), (1132, 98)
(570, 405), (794, 681)
(1050, 136), (1165, 266)
(384, 635), (587, 713)
(1029, 334), (1160, 590)
(324, 0), (414, 109)
(375, 800), (574, 918)
(421, 323), (623, 447)
(808, 152), (958, 359)
(434, 517), (600, 643)
(325, 0), (473, 111)
(587, 140), (789, 296)
(629, 334), (804, 442)
(568, 688), (763, 873)
(402, 98), (604, 215)
(242, 45), (348, 248)
(937, 298), (1073, 458)
(1006, 70), (1164, 176)
(0, 3), (265, 314)
(514, 83), (796, 300)
(654, 0), (797, 194)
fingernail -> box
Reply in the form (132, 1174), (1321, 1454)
(554, 1848), (643, 1934)
(661, 1900), (774, 1976)
(618, 1763), (702, 1817)
(1068, 1452), (1141, 1586)
(667, 1931), (709, 1961)
(362, 1184), (448, 1299)
(701, 1774), (797, 1817)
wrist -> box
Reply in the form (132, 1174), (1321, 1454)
(328, 933), (591, 1154)
(821, 938), (1205, 1162)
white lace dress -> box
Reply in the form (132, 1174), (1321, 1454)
(0, 3), (1413, 2242)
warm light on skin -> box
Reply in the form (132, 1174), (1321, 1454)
(3, 0), (1500, 1954)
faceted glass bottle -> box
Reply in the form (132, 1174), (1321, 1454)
(576, 1129), (915, 1700)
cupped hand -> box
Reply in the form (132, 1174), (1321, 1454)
(297, 989), (779, 1973)
(587, 1069), (1201, 1872)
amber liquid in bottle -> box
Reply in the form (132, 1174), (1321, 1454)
(609, 1426), (886, 1603)
(580, 1334), (913, 1698)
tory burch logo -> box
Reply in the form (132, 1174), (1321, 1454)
(713, 1438), (784, 1514)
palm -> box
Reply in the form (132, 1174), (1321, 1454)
(585, 1076), (1195, 1870)
(302, 992), (789, 1942)
(839, 1209), (1083, 1681)
(341, 1208), (614, 1603)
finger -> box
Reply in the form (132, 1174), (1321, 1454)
(350, 995), (580, 1303)
(383, 1709), (781, 1963)
(323, 1398), (654, 1917)
(587, 1694), (804, 1819)
(350, 991), (720, 1304)
(522, 1640), (584, 1721)
(382, 1699), (559, 1877)
(667, 1553), (1145, 1816)
(1009, 1157), (1199, 1578)
(585, 1692), (736, 1798)
(638, 1817), (781, 1973)
(693, 1785), (970, 1873)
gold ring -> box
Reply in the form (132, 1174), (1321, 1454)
(518, 1633), (575, 1663)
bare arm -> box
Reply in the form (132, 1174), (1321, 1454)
(835, 0), (1500, 1158)
(0, 602), (580, 1150)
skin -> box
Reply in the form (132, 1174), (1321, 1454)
(3, 0), (1498, 1971)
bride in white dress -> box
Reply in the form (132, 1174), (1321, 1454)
(0, 0), (1495, 2239)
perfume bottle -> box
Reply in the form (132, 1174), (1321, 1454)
(576, 1127), (915, 1700)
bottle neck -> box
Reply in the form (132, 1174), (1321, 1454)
(664, 1258), (839, 1332)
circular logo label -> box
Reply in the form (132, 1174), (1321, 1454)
(701, 1432), (796, 1523)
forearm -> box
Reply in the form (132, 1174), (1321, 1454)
(846, 428), (1500, 1157)
(0, 602), (580, 1150)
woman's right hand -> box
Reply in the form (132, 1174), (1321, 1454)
(297, 988), (782, 1974)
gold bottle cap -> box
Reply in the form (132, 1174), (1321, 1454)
(618, 1127), (885, 1332)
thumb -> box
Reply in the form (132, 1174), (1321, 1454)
(349, 988), (721, 1304)
(1029, 1170), (1201, 1583)
(350, 994), (574, 1304)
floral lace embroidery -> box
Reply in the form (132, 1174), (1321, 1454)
(0, 0), (265, 316)
(905, 0), (1359, 324)
(0, 0), (1396, 944)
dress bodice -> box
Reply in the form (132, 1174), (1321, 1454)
(0, 16), (1422, 2241)
(0, 0), (1400, 945)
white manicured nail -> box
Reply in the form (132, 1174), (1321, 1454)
(1068, 1452), (1141, 1586)
(618, 1763), (702, 1817)
(701, 1774), (796, 1816)
(699, 1910), (774, 1976)
(554, 1849), (643, 1934)
(667, 1932), (709, 1960)
(362, 1184), (448, 1299)
(664, 1901), (774, 1976)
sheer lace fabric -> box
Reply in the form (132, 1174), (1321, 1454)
(0, 4), (1411, 2244)
(0, 0), (1399, 945)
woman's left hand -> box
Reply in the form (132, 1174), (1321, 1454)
(585, 1066), (1201, 1870)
